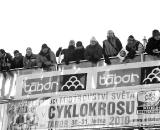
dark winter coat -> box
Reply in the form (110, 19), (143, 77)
(16, 115), (24, 124)
(23, 54), (37, 69)
(126, 40), (143, 59)
(74, 46), (85, 63)
(145, 37), (160, 56)
(56, 46), (75, 65)
(12, 53), (24, 69)
(85, 42), (103, 63)
(0, 53), (13, 71)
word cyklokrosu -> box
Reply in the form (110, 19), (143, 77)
(99, 73), (139, 87)
(48, 101), (135, 119)
(23, 77), (58, 95)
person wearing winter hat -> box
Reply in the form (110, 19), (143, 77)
(102, 30), (122, 64)
(0, 49), (13, 71)
(12, 50), (24, 69)
(74, 41), (85, 64)
(103, 30), (122, 57)
(152, 29), (160, 38)
(69, 40), (75, 47)
(56, 40), (76, 65)
(42, 43), (48, 49)
(37, 43), (57, 71)
(85, 36), (103, 65)
(146, 29), (160, 56)
(124, 35), (144, 61)
(23, 47), (38, 69)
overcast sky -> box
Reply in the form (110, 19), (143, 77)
(0, 0), (159, 55)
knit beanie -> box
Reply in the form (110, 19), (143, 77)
(0, 49), (5, 54)
(90, 36), (97, 42)
(76, 41), (82, 47)
(152, 29), (160, 37)
(128, 35), (134, 39)
(14, 50), (19, 55)
(26, 47), (32, 52)
(69, 40), (75, 47)
(42, 44), (48, 49)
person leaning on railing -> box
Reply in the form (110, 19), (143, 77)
(23, 47), (38, 69)
(56, 40), (76, 65)
(145, 29), (160, 57)
(12, 50), (24, 69)
(37, 43), (57, 71)
(124, 35), (144, 61)
(74, 41), (85, 64)
(85, 36), (103, 64)
(103, 30), (122, 65)
(0, 49), (13, 71)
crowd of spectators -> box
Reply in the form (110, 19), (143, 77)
(0, 29), (160, 71)
(0, 44), (57, 71)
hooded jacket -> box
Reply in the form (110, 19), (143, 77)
(74, 42), (85, 63)
(126, 39), (144, 59)
(37, 48), (57, 69)
(12, 53), (24, 69)
(0, 52), (13, 71)
(145, 37), (160, 56)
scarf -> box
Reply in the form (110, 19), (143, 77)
(104, 37), (119, 57)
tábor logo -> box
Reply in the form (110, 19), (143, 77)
(97, 68), (140, 88)
(22, 76), (58, 96)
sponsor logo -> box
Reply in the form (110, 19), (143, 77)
(59, 73), (87, 91)
(22, 76), (58, 96)
(137, 90), (160, 114)
(61, 76), (84, 91)
(97, 68), (140, 88)
(22, 73), (87, 95)
(142, 67), (160, 84)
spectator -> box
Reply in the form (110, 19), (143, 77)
(125, 35), (144, 59)
(146, 29), (160, 56)
(0, 49), (13, 71)
(15, 114), (24, 124)
(12, 50), (24, 69)
(103, 30), (122, 59)
(23, 47), (37, 69)
(56, 40), (76, 65)
(37, 43), (57, 70)
(75, 41), (85, 64)
(85, 37), (103, 64)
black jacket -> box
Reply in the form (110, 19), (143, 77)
(126, 40), (142, 59)
(12, 53), (24, 69)
(85, 42), (103, 63)
(74, 46), (85, 63)
(146, 37), (160, 56)
(56, 46), (75, 65)
(0, 53), (13, 71)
